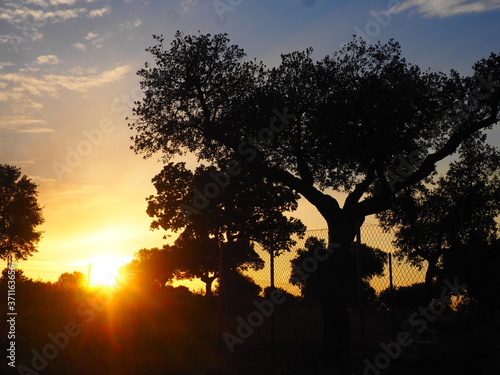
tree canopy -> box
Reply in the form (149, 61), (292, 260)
(146, 161), (305, 252)
(0, 164), (44, 261)
(57, 271), (86, 289)
(377, 134), (500, 288)
(144, 160), (305, 296)
(130, 32), (499, 229)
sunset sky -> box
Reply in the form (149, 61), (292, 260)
(1, 0), (499, 278)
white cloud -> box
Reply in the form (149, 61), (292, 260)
(0, 116), (46, 127)
(0, 7), (87, 24)
(0, 62), (14, 70)
(0, 65), (133, 97)
(30, 176), (58, 184)
(390, 0), (500, 18)
(10, 160), (36, 166)
(84, 31), (111, 48)
(0, 2), (112, 31)
(0, 90), (26, 102)
(181, 0), (199, 13)
(35, 54), (60, 64)
(85, 31), (98, 40)
(49, 0), (78, 5)
(43, 65), (133, 92)
(17, 127), (55, 133)
(118, 18), (142, 29)
(88, 6), (111, 18)
(25, 0), (48, 6)
(73, 42), (87, 50)
(19, 66), (41, 73)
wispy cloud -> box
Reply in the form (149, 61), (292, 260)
(17, 127), (55, 133)
(0, 62), (15, 70)
(0, 65), (132, 127)
(0, 1), (112, 28)
(0, 65), (133, 97)
(88, 6), (111, 18)
(17, 128), (55, 133)
(0, 116), (53, 133)
(181, 0), (199, 13)
(118, 18), (142, 30)
(0, 7), (87, 24)
(390, 0), (500, 18)
(83, 31), (111, 48)
(9, 160), (36, 166)
(73, 42), (87, 50)
(35, 54), (60, 64)
(85, 31), (99, 40)
(49, 0), (78, 5)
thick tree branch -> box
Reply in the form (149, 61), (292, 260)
(344, 167), (376, 210)
(358, 111), (499, 217)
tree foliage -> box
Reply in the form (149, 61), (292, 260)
(57, 271), (86, 289)
(144, 160), (305, 296)
(130, 32), (499, 225)
(0, 164), (44, 260)
(146, 161), (305, 253)
(377, 135), (500, 287)
(290, 236), (386, 306)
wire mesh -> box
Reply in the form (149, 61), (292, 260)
(250, 224), (426, 296)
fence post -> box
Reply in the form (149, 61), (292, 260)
(389, 253), (395, 341)
(355, 220), (365, 359)
(269, 244), (276, 365)
(87, 263), (92, 288)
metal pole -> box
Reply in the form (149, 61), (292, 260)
(87, 263), (92, 288)
(355, 220), (365, 358)
(217, 242), (224, 351)
(269, 244), (276, 365)
(389, 253), (395, 341)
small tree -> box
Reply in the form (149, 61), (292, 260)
(378, 135), (500, 292)
(0, 165), (44, 261)
(290, 237), (386, 306)
(119, 247), (174, 290)
(145, 161), (305, 296)
(57, 271), (86, 289)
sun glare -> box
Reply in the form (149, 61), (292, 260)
(89, 255), (132, 287)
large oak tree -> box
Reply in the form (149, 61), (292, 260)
(129, 32), (500, 365)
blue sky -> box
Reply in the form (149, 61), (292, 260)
(0, 0), (499, 263)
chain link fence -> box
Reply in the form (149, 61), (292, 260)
(251, 224), (426, 296)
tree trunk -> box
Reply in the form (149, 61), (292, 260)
(319, 215), (360, 368)
(424, 260), (436, 288)
(424, 256), (439, 299)
(202, 275), (215, 297)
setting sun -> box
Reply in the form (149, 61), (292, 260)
(88, 255), (132, 287)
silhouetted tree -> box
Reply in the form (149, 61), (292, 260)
(121, 236), (264, 297)
(0, 165), (44, 261)
(145, 161), (304, 296)
(214, 269), (261, 303)
(56, 271), (86, 289)
(290, 237), (386, 307)
(119, 247), (173, 290)
(129, 31), (500, 364)
(378, 135), (500, 297)
(0, 267), (31, 284)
